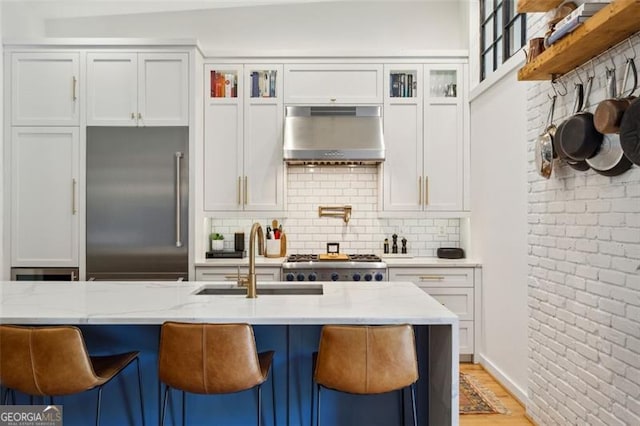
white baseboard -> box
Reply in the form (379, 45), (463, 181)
(477, 353), (529, 407)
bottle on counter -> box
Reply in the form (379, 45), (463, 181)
(392, 234), (398, 254)
(383, 238), (389, 254)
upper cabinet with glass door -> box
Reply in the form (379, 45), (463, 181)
(11, 52), (80, 126)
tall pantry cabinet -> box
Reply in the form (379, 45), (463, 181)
(8, 53), (81, 267)
(203, 64), (284, 212)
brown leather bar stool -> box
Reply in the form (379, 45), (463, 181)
(158, 322), (276, 426)
(0, 324), (145, 426)
(312, 324), (419, 426)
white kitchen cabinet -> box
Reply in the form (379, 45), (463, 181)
(195, 266), (281, 282)
(204, 64), (284, 212)
(11, 127), (79, 267)
(382, 63), (466, 212)
(11, 52), (80, 126)
(382, 64), (423, 211)
(87, 52), (188, 126)
(284, 64), (383, 104)
(388, 266), (480, 360)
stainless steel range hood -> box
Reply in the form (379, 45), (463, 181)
(283, 106), (384, 164)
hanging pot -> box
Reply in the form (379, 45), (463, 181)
(535, 95), (557, 179)
(586, 133), (633, 176)
(556, 83), (590, 170)
(559, 76), (602, 170)
(620, 94), (640, 166)
(594, 58), (637, 134)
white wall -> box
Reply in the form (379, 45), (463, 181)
(3, 1), (469, 53)
(525, 12), (640, 425)
(470, 69), (529, 400)
(0, 2), (4, 278)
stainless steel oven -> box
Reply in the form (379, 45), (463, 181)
(11, 268), (79, 281)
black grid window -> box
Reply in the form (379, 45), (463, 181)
(480, 0), (526, 81)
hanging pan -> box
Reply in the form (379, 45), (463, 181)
(621, 54), (640, 166)
(535, 95), (557, 179)
(588, 58), (635, 176)
(595, 57), (637, 134)
(555, 82), (590, 170)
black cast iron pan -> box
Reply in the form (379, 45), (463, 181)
(560, 76), (603, 162)
(555, 83), (590, 170)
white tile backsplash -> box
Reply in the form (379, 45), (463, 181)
(208, 165), (460, 256)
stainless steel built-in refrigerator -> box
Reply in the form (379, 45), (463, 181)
(87, 127), (188, 280)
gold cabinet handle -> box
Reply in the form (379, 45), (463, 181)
(419, 275), (445, 281)
(244, 176), (248, 205)
(425, 176), (429, 206)
(237, 177), (242, 205)
(71, 178), (77, 214)
(418, 176), (422, 205)
(72, 76), (77, 101)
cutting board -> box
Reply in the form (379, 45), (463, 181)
(319, 253), (349, 261)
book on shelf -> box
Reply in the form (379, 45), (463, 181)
(548, 14), (590, 45)
(250, 70), (277, 97)
(390, 72), (416, 98)
(211, 70), (237, 98)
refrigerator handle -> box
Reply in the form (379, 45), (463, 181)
(175, 152), (184, 248)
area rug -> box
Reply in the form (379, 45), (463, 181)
(459, 372), (511, 415)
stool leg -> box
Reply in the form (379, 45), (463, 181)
(271, 369), (276, 426)
(400, 388), (405, 426)
(410, 384), (417, 426)
(182, 391), (186, 426)
(2, 388), (8, 405)
(135, 357), (146, 426)
(310, 379), (314, 426)
(96, 386), (103, 426)
(316, 385), (321, 426)
(257, 385), (262, 426)
(161, 386), (170, 426)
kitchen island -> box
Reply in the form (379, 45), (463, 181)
(0, 281), (458, 426)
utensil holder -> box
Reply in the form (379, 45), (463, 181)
(266, 240), (282, 258)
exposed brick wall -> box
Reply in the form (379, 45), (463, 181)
(208, 165), (460, 256)
(526, 12), (640, 426)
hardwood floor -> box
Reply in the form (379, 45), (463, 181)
(460, 363), (533, 426)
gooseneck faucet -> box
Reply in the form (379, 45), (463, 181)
(246, 222), (265, 298)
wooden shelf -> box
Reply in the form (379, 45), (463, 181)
(517, 0), (562, 13)
(518, 0), (640, 81)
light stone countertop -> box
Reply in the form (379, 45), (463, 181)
(0, 281), (458, 326)
(194, 257), (286, 267)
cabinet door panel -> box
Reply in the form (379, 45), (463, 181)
(87, 53), (138, 126)
(459, 321), (474, 354)
(388, 267), (474, 287)
(204, 103), (243, 211)
(420, 287), (473, 320)
(383, 102), (423, 211)
(284, 64), (382, 103)
(244, 102), (283, 211)
(11, 127), (79, 266)
(138, 53), (189, 126)
(424, 102), (462, 210)
(12, 53), (79, 126)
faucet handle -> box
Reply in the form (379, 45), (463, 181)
(237, 266), (249, 287)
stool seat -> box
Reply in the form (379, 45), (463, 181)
(158, 322), (276, 426)
(0, 325), (145, 426)
(312, 324), (418, 426)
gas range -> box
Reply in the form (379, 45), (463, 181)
(282, 254), (387, 282)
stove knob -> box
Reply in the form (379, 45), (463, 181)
(331, 272), (339, 281)
(375, 272), (385, 282)
(286, 273), (295, 282)
(352, 273), (361, 281)
(308, 273), (317, 282)
(364, 273), (373, 281)
(296, 273), (305, 282)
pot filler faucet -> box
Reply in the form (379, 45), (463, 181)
(239, 222), (264, 298)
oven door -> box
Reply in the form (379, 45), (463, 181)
(11, 267), (79, 281)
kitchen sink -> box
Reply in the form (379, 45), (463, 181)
(195, 284), (323, 296)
